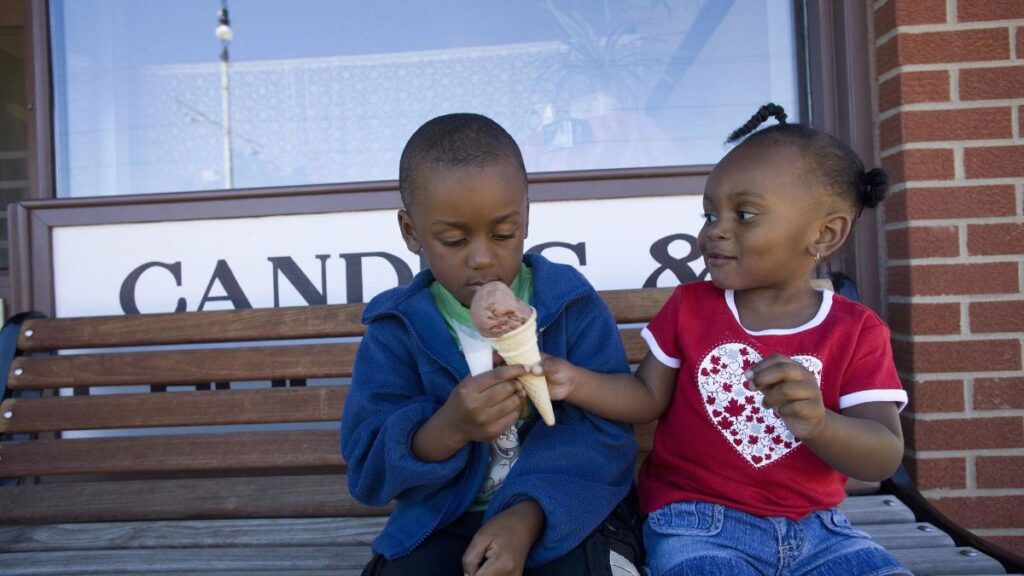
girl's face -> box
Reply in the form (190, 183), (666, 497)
(698, 142), (822, 293)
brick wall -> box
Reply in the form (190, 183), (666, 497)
(873, 0), (1024, 557)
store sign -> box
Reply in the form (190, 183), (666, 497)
(52, 196), (706, 318)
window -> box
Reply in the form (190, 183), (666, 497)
(50, 0), (799, 197)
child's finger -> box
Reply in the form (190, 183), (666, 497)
(462, 535), (488, 576)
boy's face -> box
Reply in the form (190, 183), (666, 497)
(399, 161), (528, 307)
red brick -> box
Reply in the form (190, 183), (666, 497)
(880, 108), (1013, 149)
(881, 149), (955, 185)
(987, 536), (1024, 559)
(893, 338), (1021, 374)
(930, 495), (1024, 528)
(968, 223), (1024, 256)
(1018, 26), (1024, 59)
(971, 300), (1024, 333)
(887, 226), (959, 259)
(885, 185), (1017, 222)
(902, 415), (1024, 450)
(878, 71), (950, 112)
(965, 145), (1024, 179)
(902, 378), (966, 412)
(888, 302), (961, 335)
(977, 456), (1024, 488)
(874, 0), (948, 37)
(975, 377), (1024, 410)
(961, 66), (1024, 100)
(958, 0), (1024, 21)
(888, 262), (1019, 296)
(877, 28), (1010, 74)
(904, 455), (967, 489)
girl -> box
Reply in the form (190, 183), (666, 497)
(542, 104), (911, 575)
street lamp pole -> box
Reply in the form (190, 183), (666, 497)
(215, 1), (233, 189)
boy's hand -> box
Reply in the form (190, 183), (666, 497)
(463, 500), (544, 576)
(535, 353), (579, 402)
(746, 353), (827, 439)
(440, 364), (528, 444)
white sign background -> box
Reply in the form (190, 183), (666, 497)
(53, 196), (705, 318)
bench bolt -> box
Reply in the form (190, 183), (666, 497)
(24, 329), (33, 337)
(13, 368), (23, 376)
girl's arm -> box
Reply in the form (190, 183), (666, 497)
(541, 351), (676, 424)
(804, 402), (904, 481)
(750, 354), (904, 481)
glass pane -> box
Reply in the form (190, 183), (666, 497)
(0, 17), (27, 269)
(50, 0), (799, 197)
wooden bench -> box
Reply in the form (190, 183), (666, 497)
(0, 287), (1019, 575)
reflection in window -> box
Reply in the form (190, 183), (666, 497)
(50, 0), (799, 197)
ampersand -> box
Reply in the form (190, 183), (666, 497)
(643, 234), (706, 288)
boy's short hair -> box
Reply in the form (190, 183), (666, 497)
(399, 113), (527, 209)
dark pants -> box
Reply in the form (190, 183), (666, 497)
(362, 493), (644, 576)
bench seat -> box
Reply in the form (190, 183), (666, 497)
(0, 287), (1015, 575)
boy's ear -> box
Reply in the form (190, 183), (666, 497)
(524, 198), (530, 239)
(397, 209), (422, 254)
(810, 212), (853, 260)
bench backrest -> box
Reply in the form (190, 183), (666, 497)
(0, 287), (672, 524)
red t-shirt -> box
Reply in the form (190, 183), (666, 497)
(638, 281), (907, 520)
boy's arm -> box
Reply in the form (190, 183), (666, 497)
(411, 363), (529, 462)
(543, 351), (675, 424)
(341, 318), (478, 506)
(462, 500), (545, 576)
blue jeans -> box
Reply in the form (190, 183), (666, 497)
(643, 501), (912, 576)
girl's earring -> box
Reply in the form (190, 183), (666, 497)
(814, 251), (820, 263)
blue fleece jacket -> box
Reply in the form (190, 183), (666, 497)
(340, 253), (636, 567)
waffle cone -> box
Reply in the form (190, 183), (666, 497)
(486, 310), (555, 426)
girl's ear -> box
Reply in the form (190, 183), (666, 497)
(811, 212), (853, 261)
(398, 209), (422, 254)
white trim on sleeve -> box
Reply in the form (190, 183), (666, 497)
(839, 389), (909, 412)
(641, 326), (681, 369)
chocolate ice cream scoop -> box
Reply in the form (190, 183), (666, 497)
(470, 281), (533, 338)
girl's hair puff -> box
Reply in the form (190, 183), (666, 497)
(726, 103), (888, 216)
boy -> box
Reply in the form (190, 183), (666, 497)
(341, 113), (642, 576)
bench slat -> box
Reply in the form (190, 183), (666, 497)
(857, 522), (956, 550)
(8, 343), (356, 390)
(0, 517), (388, 552)
(0, 545), (374, 576)
(839, 494), (916, 525)
(0, 474), (386, 524)
(891, 546), (1007, 575)
(0, 387), (346, 433)
(601, 287), (674, 323)
(17, 304), (367, 351)
(13, 288), (671, 353)
(0, 429), (342, 477)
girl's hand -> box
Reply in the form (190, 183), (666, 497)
(534, 353), (580, 402)
(746, 353), (827, 439)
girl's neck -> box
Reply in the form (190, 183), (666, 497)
(732, 284), (823, 332)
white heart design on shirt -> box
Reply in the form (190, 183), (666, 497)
(696, 343), (822, 468)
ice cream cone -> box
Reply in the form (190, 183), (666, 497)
(485, 309), (555, 426)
